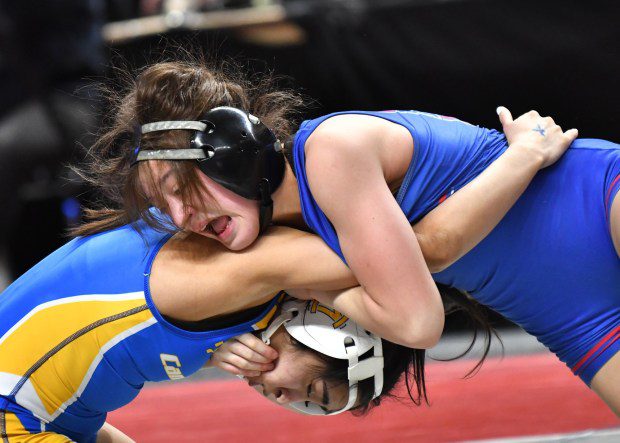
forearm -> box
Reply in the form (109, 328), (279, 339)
(311, 285), (444, 349)
(258, 226), (357, 291)
(209, 227), (357, 316)
(414, 145), (543, 272)
(151, 227), (356, 322)
(96, 423), (135, 443)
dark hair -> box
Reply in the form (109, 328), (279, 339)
(71, 56), (304, 237)
(294, 285), (496, 415)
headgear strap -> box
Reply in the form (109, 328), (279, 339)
(131, 107), (285, 232)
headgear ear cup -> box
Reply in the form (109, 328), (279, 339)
(132, 107), (285, 231)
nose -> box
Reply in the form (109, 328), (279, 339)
(168, 197), (194, 228)
(267, 387), (303, 405)
(249, 379), (295, 405)
(248, 380), (262, 390)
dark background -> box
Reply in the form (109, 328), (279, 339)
(113, 0), (619, 137)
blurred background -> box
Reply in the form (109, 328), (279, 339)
(0, 0), (618, 439)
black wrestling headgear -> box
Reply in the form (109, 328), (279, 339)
(131, 106), (285, 232)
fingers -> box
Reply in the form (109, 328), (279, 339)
(564, 128), (579, 143)
(211, 349), (274, 377)
(542, 116), (555, 127)
(218, 352), (274, 376)
(526, 110), (541, 118)
(496, 106), (513, 126)
(216, 361), (263, 378)
(235, 333), (278, 361)
(209, 333), (278, 378)
(542, 116), (578, 143)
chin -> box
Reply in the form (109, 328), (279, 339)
(228, 228), (260, 251)
(228, 236), (257, 251)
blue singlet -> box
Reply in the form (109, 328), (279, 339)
(0, 219), (283, 441)
(292, 110), (620, 386)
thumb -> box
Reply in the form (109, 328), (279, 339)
(496, 106), (513, 127)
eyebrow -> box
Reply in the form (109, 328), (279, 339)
(159, 169), (173, 188)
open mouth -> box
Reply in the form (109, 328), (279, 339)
(204, 216), (232, 238)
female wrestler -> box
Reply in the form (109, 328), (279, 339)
(0, 204), (416, 441)
(86, 61), (595, 414)
(119, 60), (619, 415)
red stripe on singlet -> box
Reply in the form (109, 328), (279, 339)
(572, 325), (620, 375)
(604, 174), (620, 214)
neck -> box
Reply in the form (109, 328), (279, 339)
(271, 161), (306, 230)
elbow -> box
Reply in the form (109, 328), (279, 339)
(427, 258), (450, 274)
(429, 259), (459, 274)
(412, 321), (444, 349)
(420, 229), (462, 273)
(398, 309), (445, 349)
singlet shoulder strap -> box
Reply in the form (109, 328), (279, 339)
(283, 137), (296, 178)
(163, 299), (273, 332)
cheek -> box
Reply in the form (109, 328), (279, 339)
(231, 202), (261, 245)
(211, 188), (260, 221)
(230, 196), (260, 220)
(263, 358), (294, 384)
(199, 174), (255, 214)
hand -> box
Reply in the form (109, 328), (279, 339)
(497, 106), (578, 169)
(207, 333), (277, 378)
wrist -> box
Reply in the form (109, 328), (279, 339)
(505, 143), (545, 171)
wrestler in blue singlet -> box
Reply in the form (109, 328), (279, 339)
(292, 110), (620, 386)
(0, 219), (283, 441)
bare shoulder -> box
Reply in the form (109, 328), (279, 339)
(304, 113), (413, 201)
(304, 115), (385, 178)
(305, 114), (389, 155)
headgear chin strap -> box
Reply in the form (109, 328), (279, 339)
(261, 299), (384, 416)
(131, 106), (285, 232)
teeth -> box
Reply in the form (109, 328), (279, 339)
(201, 217), (230, 236)
(202, 222), (215, 234)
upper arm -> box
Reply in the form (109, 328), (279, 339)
(305, 117), (443, 339)
(610, 189), (620, 257)
(150, 228), (356, 322)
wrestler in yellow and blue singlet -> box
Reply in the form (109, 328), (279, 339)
(0, 219), (283, 442)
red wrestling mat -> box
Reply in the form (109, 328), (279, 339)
(107, 353), (618, 442)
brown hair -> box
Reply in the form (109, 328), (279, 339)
(72, 56), (304, 237)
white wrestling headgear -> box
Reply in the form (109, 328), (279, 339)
(261, 299), (384, 416)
